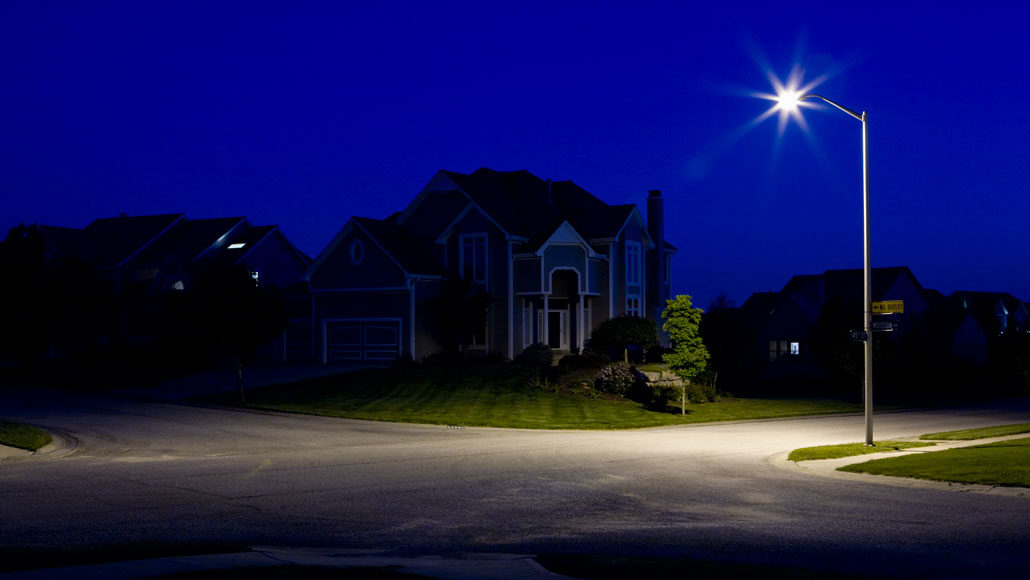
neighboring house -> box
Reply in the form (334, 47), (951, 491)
(33, 214), (311, 359)
(304, 168), (674, 363)
(732, 266), (932, 377)
(934, 291), (1030, 368)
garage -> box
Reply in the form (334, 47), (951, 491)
(324, 318), (402, 362)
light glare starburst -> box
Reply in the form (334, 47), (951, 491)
(752, 64), (825, 134)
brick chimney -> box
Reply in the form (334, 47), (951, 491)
(647, 190), (669, 343)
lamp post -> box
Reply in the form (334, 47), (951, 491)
(778, 91), (873, 445)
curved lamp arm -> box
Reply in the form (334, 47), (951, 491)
(801, 94), (865, 122)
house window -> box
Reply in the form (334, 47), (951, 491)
(468, 306), (488, 351)
(468, 325), (487, 350)
(769, 340), (800, 361)
(626, 295), (641, 317)
(460, 233), (488, 285)
(350, 239), (364, 265)
(625, 241), (641, 286)
(522, 300), (534, 347)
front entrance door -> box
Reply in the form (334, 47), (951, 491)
(547, 309), (569, 350)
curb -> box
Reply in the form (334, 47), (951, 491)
(0, 548), (576, 580)
(769, 434), (1030, 497)
(0, 428), (79, 462)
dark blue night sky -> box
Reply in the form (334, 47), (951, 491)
(3, 1), (1028, 309)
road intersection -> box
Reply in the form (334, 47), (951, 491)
(2, 387), (1028, 578)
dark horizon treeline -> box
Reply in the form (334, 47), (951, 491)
(0, 224), (287, 378)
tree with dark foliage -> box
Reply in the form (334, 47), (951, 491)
(588, 315), (659, 363)
(426, 278), (491, 357)
(0, 224), (112, 362)
(177, 261), (287, 401)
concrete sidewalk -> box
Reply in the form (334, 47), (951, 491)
(0, 548), (576, 580)
(773, 433), (1030, 496)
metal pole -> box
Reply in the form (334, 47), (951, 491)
(861, 111), (873, 445)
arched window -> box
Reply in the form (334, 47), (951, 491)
(349, 239), (364, 265)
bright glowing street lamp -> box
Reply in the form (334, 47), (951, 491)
(777, 90), (874, 446)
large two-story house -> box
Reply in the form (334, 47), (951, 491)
(304, 168), (674, 363)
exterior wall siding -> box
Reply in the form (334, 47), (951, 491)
(309, 227), (407, 290)
(241, 232), (307, 289)
(542, 245), (587, 293)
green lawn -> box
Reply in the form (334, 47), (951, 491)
(788, 440), (935, 462)
(919, 423), (1030, 441)
(240, 366), (862, 430)
(0, 421), (52, 451)
(839, 437), (1030, 487)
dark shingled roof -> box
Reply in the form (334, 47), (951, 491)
(441, 168), (636, 246)
(354, 217), (444, 277)
(81, 214), (185, 269)
(136, 217), (247, 268)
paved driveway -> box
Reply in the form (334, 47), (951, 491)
(2, 388), (1029, 578)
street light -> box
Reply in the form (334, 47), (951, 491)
(777, 90), (874, 446)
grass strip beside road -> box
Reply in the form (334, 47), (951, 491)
(788, 440), (935, 462)
(839, 437), (1030, 487)
(0, 420), (52, 451)
(919, 423), (1030, 440)
(536, 553), (873, 580)
(240, 366), (862, 430)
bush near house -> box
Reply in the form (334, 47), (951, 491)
(594, 362), (636, 395)
(515, 342), (555, 368)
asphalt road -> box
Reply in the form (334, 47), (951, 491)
(2, 387), (1029, 579)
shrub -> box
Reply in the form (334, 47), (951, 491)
(684, 381), (719, 403)
(515, 342), (554, 367)
(629, 381), (676, 409)
(594, 362), (636, 396)
(421, 351), (465, 366)
(556, 367), (599, 391)
(557, 353), (607, 373)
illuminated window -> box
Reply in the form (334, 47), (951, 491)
(228, 242), (246, 250)
(459, 233), (488, 285)
(769, 340), (800, 361)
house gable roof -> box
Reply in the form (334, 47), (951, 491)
(81, 213), (186, 269)
(305, 216), (444, 282)
(403, 168), (647, 248)
(136, 217), (249, 269)
(225, 225), (309, 268)
(534, 221), (598, 257)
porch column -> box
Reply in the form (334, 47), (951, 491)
(543, 294), (549, 348)
(577, 294), (584, 352)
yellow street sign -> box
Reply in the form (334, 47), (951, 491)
(872, 300), (904, 314)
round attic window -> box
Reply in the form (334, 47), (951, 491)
(349, 239), (364, 265)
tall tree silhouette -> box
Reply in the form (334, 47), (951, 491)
(180, 261), (287, 400)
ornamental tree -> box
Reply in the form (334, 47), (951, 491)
(662, 295), (710, 413)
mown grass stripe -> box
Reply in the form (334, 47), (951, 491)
(237, 365), (863, 430)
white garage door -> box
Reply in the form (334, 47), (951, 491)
(326, 319), (401, 362)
